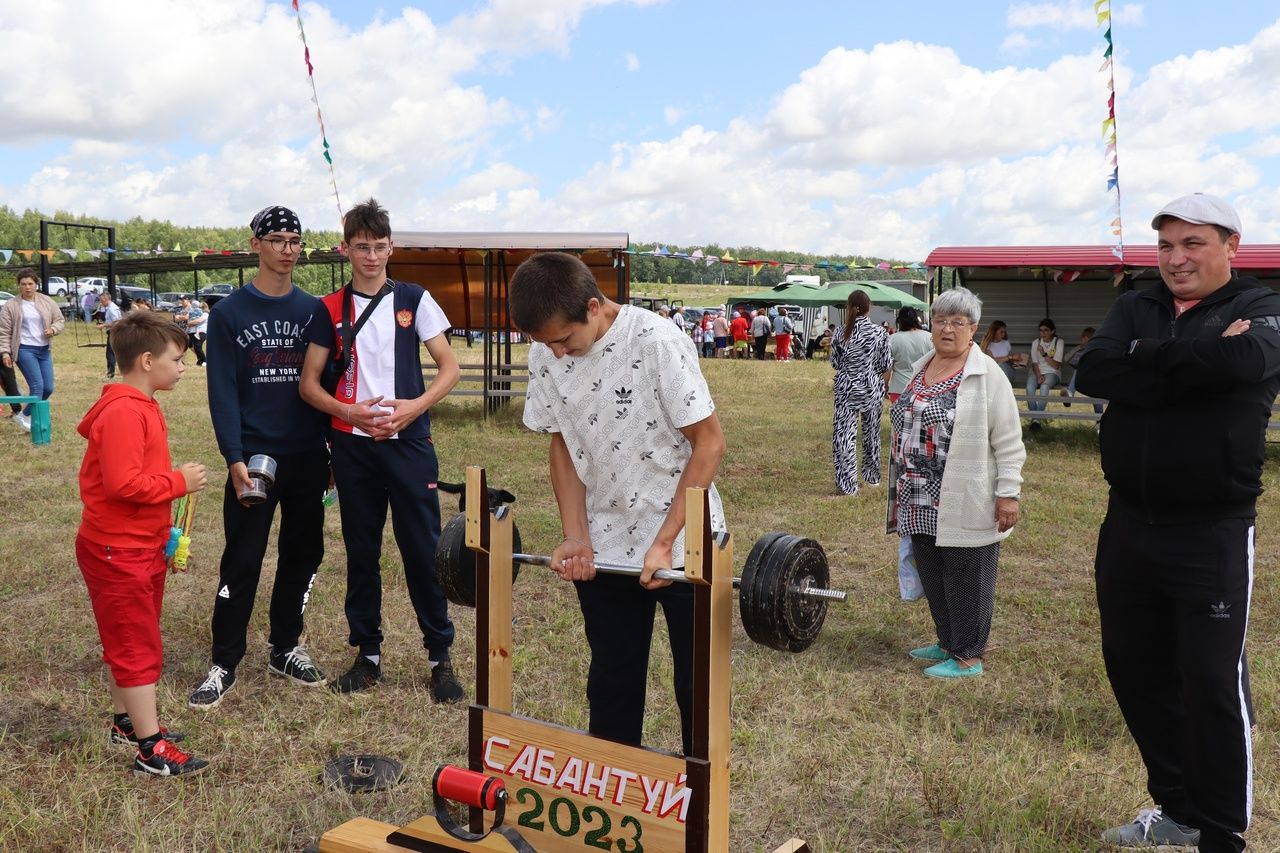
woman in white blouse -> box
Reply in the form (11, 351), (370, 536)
(1025, 317), (1064, 428)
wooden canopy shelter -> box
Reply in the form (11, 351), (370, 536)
(387, 231), (631, 411)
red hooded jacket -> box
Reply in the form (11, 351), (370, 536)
(77, 384), (187, 549)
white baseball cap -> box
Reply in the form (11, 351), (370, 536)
(1151, 193), (1242, 235)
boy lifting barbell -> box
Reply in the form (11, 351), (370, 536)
(509, 251), (726, 757)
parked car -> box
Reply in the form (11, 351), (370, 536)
(116, 285), (154, 309)
(155, 291), (194, 313)
(197, 283), (236, 308)
(46, 276), (70, 296)
(0, 291), (13, 304)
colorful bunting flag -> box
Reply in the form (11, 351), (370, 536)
(1098, 0), (1124, 265)
(292, 0), (343, 222)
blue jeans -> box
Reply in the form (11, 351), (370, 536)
(15, 345), (53, 416)
(1025, 371), (1059, 412)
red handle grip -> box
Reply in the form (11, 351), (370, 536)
(433, 765), (505, 811)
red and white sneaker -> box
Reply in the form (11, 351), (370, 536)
(133, 738), (209, 777)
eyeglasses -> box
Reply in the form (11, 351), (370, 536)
(262, 237), (305, 252)
(932, 318), (974, 331)
(348, 243), (392, 257)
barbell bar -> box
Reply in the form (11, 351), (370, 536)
(506, 552), (847, 602)
(435, 513), (847, 653)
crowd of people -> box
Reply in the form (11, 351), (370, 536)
(7, 191), (1268, 850)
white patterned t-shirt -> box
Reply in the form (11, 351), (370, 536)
(523, 306), (726, 567)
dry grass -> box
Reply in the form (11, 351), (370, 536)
(1, 326), (1278, 852)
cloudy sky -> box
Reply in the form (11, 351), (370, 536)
(3, 0), (1278, 260)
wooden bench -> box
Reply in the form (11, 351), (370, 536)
(0, 396), (51, 445)
(424, 363), (529, 399)
(1015, 393), (1280, 432)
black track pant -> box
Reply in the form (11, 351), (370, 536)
(331, 430), (454, 661)
(575, 574), (695, 756)
(1096, 501), (1254, 853)
(209, 450), (328, 672)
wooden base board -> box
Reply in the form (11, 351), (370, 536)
(319, 815), (531, 853)
(770, 840), (811, 853)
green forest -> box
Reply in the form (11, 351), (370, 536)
(0, 206), (912, 295)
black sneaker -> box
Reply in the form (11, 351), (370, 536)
(109, 716), (185, 748)
(133, 738), (209, 777)
(331, 656), (382, 694)
(268, 646), (326, 687)
(430, 660), (465, 704)
(187, 665), (236, 710)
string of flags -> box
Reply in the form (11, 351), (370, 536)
(0, 246), (334, 264)
(292, 0), (344, 222)
(624, 245), (925, 276)
(1097, 0), (1124, 266)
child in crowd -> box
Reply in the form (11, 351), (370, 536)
(75, 311), (209, 777)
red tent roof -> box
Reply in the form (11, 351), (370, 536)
(925, 245), (1280, 271)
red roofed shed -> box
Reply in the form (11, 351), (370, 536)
(923, 244), (1280, 345)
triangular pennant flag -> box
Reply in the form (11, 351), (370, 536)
(1097, 10), (1110, 25)
(189, 252), (199, 261)
(62, 248), (78, 259)
(304, 248), (315, 259)
(87, 249), (101, 259)
(0, 250), (11, 264)
(1104, 27), (1112, 44)
(1110, 217), (1122, 227)
(1101, 117), (1115, 135)
(37, 249), (55, 258)
(1099, 57), (1112, 73)
(1112, 270), (1126, 287)
(1104, 43), (1112, 59)
(782, 263), (795, 274)
(173, 243), (180, 252)
(1094, 0), (1108, 12)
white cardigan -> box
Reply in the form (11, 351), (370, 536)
(900, 343), (1026, 547)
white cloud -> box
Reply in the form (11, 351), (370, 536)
(663, 106), (684, 125)
(1007, 2), (1144, 31)
(1000, 32), (1039, 54)
(625, 52), (641, 71)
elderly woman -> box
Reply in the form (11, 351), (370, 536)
(889, 287), (1025, 678)
(0, 268), (64, 432)
(831, 290), (892, 495)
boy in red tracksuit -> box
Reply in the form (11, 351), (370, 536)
(76, 311), (210, 777)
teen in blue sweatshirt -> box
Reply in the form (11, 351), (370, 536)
(187, 206), (330, 711)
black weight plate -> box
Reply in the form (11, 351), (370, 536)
(776, 537), (829, 652)
(434, 513), (521, 608)
(758, 533), (800, 651)
(322, 754), (405, 793)
(738, 531), (790, 649)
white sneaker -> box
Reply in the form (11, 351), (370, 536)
(14, 413), (30, 432)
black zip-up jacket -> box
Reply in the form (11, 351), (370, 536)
(1077, 274), (1280, 523)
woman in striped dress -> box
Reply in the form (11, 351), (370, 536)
(831, 290), (891, 495)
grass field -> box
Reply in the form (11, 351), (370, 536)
(1, 324), (1278, 852)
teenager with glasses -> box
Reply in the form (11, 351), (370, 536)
(188, 205), (331, 711)
(299, 197), (464, 702)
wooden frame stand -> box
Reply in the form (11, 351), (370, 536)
(317, 465), (807, 852)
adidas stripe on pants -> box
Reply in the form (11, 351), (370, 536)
(1095, 500), (1253, 853)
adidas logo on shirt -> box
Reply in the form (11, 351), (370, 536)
(218, 585), (230, 599)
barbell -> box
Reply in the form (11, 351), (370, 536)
(434, 513), (847, 653)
